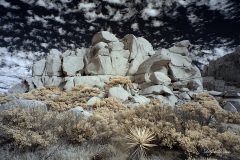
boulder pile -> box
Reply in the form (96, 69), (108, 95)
(19, 31), (203, 107)
(202, 46), (240, 111)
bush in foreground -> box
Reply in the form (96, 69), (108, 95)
(1, 90), (240, 159)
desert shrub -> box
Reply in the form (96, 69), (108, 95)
(93, 97), (127, 112)
(16, 85), (100, 111)
(0, 107), (59, 149)
(217, 132), (240, 152)
(105, 76), (132, 91)
(0, 94), (10, 105)
(1, 92), (240, 159)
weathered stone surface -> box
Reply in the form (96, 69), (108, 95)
(87, 97), (101, 106)
(224, 90), (240, 97)
(138, 82), (156, 90)
(20, 32), (208, 108)
(89, 42), (109, 59)
(85, 55), (112, 75)
(46, 54), (62, 76)
(110, 50), (130, 75)
(169, 64), (201, 81)
(8, 82), (28, 94)
(122, 34), (155, 75)
(150, 72), (171, 85)
(76, 48), (89, 57)
(168, 46), (189, 56)
(74, 75), (112, 88)
(43, 76), (63, 87)
(172, 81), (188, 90)
(132, 95), (150, 104)
(179, 88), (190, 92)
(187, 78), (203, 92)
(223, 102), (237, 112)
(136, 53), (170, 75)
(61, 50), (75, 58)
(108, 87), (130, 102)
(214, 80), (225, 92)
(85, 50), (130, 76)
(108, 41), (124, 51)
(178, 92), (191, 100)
(203, 76), (215, 90)
(32, 59), (46, 76)
(32, 76), (44, 88)
(62, 56), (84, 76)
(63, 77), (74, 90)
(207, 90), (222, 96)
(205, 46), (240, 82)
(140, 85), (173, 95)
(92, 31), (119, 45)
(134, 53), (170, 83)
(0, 99), (47, 112)
(66, 106), (91, 117)
(49, 49), (62, 56)
(174, 40), (191, 47)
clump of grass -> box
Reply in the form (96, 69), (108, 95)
(93, 97), (127, 112)
(105, 76), (132, 91)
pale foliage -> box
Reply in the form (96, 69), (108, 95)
(126, 127), (156, 159)
(105, 76), (132, 91)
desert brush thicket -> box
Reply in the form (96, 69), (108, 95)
(0, 84), (240, 159)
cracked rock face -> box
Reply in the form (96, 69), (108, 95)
(204, 46), (240, 83)
(16, 31), (203, 107)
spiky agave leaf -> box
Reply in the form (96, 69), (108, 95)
(126, 127), (156, 159)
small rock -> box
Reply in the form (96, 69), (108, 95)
(62, 56), (84, 76)
(67, 106), (91, 117)
(207, 90), (222, 96)
(223, 102), (237, 112)
(140, 85), (173, 96)
(150, 72), (171, 86)
(179, 92), (191, 100)
(179, 88), (190, 92)
(108, 41), (124, 51)
(224, 90), (240, 97)
(8, 82), (28, 94)
(87, 97), (101, 106)
(63, 77), (75, 91)
(0, 99), (48, 112)
(32, 59), (46, 76)
(149, 94), (177, 107)
(92, 31), (119, 45)
(175, 40), (191, 47)
(172, 81), (188, 90)
(108, 87), (130, 102)
(132, 95), (150, 104)
(168, 46), (189, 56)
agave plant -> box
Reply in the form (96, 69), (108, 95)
(126, 127), (157, 159)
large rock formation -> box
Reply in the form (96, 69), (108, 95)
(204, 46), (240, 82)
(15, 31), (203, 107)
